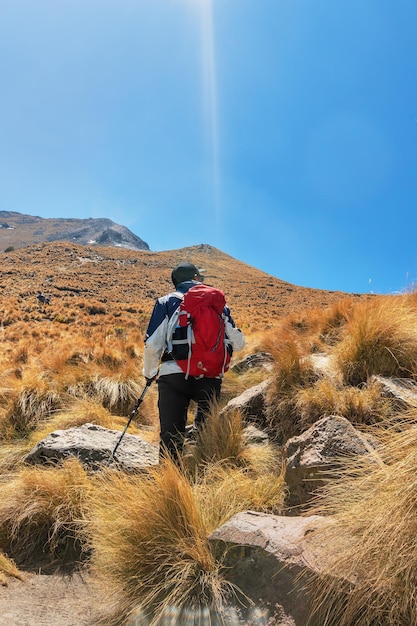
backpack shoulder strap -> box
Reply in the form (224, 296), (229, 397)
(166, 291), (184, 353)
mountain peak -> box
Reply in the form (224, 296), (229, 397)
(0, 211), (149, 252)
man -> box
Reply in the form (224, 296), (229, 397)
(143, 261), (245, 461)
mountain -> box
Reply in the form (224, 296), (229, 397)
(0, 211), (149, 252)
(0, 241), (362, 329)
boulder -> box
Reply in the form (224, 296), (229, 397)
(231, 352), (275, 374)
(369, 375), (417, 410)
(209, 510), (326, 625)
(24, 423), (159, 471)
(220, 379), (270, 427)
(243, 424), (270, 445)
(284, 415), (378, 509)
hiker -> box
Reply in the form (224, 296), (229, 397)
(37, 292), (50, 305)
(143, 262), (245, 461)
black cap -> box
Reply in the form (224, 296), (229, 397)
(171, 262), (205, 287)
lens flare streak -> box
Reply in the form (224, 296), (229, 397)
(199, 0), (221, 225)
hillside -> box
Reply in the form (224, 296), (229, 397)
(0, 241), (360, 330)
(0, 241), (411, 626)
(0, 211), (149, 252)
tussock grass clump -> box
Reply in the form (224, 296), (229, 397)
(194, 462), (286, 526)
(193, 407), (247, 467)
(335, 297), (417, 386)
(268, 298), (354, 354)
(29, 398), (117, 444)
(79, 374), (143, 416)
(295, 378), (394, 430)
(87, 394), (285, 624)
(317, 298), (356, 347)
(305, 423), (417, 626)
(64, 359), (143, 416)
(38, 340), (91, 373)
(0, 551), (24, 585)
(0, 298), (22, 327)
(0, 442), (29, 476)
(187, 404), (286, 516)
(89, 460), (238, 625)
(190, 405), (285, 479)
(0, 459), (92, 570)
(264, 338), (318, 442)
(0, 371), (62, 440)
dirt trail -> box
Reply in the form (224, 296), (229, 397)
(0, 570), (298, 625)
(0, 572), (101, 626)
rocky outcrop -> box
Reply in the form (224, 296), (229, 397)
(243, 424), (270, 445)
(209, 510), (327, 625)
(230, 352), (275, 374)
(24, 423), (159, 471)
(284, 415), (379, 509)
(0, 211), (149, 251)
(220, 379), (270, 427)
(369, 375), (417, 410)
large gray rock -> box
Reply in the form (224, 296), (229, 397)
(243, 424), (270, 445)
(231, 352), (275, 374)
(369, 375), (417, 410)
(24, 423), (159, 471)
(209, 510), (326, 625)
(220, 379), (270, 427)
(284, 415), (378, 509)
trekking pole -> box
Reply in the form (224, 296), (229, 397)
(108, 379), (153, 464)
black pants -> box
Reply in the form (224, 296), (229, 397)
(157, 373), (222, 461)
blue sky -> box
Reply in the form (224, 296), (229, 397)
(1, 0), (416, 295)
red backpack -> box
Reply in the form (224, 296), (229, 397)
(168, 284), (231, 378)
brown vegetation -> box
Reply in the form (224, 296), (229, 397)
(0, 241), (358, 333)
(2, 241), (417, 624)
(0, 459), (92, 571)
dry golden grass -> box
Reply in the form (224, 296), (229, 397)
(85, 394), (286, 624)
(3, 242), (417, 622)
(88, 461), (238, 625)
(29, 398), (118, 439)
(304, 421), (417, 626)
(316, 297), (357, 347)
(88, 447), (286, 625)
(0, 369), (63, 440)
(188, 404), (284, 480)
(0, 241), (354, 333)
(334, 296), (417, 386)
(295, 378), (394, 430)
(259, 294), (417, 443)
(0, 459), (92, 571)
(194, 461), (286, 523)
(191, 406), (248, 468)
(0, 442), (30, 476)
(68, 373), (143, 416)
(263, 336), (319, 442)
(264, 297), (356, 356)
(0, 551), (24, 585)
(0, 320), (149, 447)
